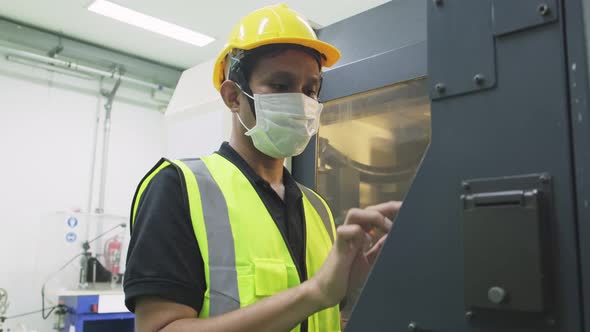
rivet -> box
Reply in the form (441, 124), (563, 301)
(435, 83), (446, 94)
(538, 4), (550, 16)
(465, 311), (474, 320)
(408, 322), (418, 331)
(462, 181), (470, 190)
(488, 286), (508, 304)
(473, 74), (485, 86)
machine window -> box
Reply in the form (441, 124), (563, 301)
(316, 78), (431, 224)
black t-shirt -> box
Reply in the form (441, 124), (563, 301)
(124, 142), (309, 329)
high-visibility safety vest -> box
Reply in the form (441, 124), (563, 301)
(131, 153), (341, 332)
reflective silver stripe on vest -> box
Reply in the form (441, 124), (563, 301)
(297, 184), (334, 244)
(183, 159), (240, 316)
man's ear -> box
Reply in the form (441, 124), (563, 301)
(220, 80), (241, 114)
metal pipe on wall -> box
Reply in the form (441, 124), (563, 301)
(96, 77), (122, 214)
(5, 55), (93, 80)
(6, 53), (171, 110)
(85, 79), (103, 239)
(0, 44), (174, 93)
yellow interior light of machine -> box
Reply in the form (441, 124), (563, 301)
(316, 78), (431, 224)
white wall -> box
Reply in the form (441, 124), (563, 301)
(165, 98), (232, 159)
(164, 58), (232, 159)
(0, 55), (165, 331)
(0, 52), (234, 331)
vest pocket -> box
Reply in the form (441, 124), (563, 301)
(253, 258), (288, 297)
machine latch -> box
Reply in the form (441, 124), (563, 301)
(461, 174), (555, 318)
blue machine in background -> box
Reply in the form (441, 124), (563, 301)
(58, 292), (133, 332)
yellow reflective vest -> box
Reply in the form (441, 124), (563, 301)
(131, 153), (341, 332)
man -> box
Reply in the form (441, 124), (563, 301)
(124, 4), (400, 331)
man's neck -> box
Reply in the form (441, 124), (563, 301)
(228, 137), (285, 186)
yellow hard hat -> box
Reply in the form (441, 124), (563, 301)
(212, 3), (341, 90)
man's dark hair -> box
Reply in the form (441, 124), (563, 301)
(236, 44), (323, 82)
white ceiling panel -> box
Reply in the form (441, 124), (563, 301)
(0, 0), (389, 69)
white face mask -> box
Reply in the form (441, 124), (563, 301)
(237, 90), (324, 159)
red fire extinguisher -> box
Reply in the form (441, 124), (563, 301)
(104, 235), (122, 276)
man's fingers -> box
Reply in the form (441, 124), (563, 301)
(336, 224), (364, 239)
(344, 208), (392, 234)
(363, 233), (373, 253)
(366, 201), (402, 220)
(335, 224), (366, 251)
(366, 235), (387, 265)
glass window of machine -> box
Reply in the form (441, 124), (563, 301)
(316, 78), (431, 224)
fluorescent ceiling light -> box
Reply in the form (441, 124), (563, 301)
(88, 0), (215, 47)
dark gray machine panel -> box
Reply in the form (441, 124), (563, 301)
(323, 0), (588, 331)
(564, 1), (590, 331)
(429, 0), (496, 99)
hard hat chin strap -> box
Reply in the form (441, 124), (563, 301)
(228, 57), (257, 118)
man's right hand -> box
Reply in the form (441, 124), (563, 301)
(308, 203), (396, 309)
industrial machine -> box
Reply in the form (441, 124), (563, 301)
(292, 0), (590, 331)
(56, 288), (132, 332)
(37, 214), (132, 332)
(52, 219), (133, 332)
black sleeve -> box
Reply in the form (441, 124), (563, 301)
(124, 165), (205, 313)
